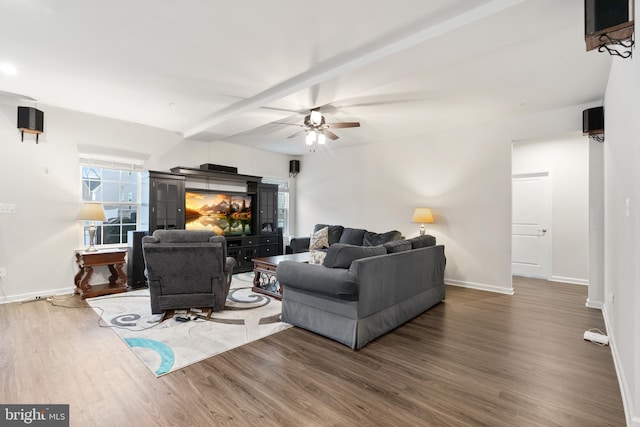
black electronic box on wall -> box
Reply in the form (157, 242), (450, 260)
(583, 106), (604, 135)
(584, 0), (629, 34)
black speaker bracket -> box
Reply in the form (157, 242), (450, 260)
(597, 32), (634, 58)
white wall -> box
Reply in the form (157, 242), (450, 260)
(294, 103), (594, 295)
(512, 134), (590, 285)
(0, 102), (292, 301)
(603, 31), (640, 425)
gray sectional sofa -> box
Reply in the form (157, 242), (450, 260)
(286, 223), (404, 254)
(276, 232), (445, 349)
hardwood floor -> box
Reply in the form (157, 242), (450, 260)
(0, 277), (625, 426)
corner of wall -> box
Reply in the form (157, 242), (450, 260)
(602, 306), (636, 427)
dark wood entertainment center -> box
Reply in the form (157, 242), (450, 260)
(129, 165), (281, 286)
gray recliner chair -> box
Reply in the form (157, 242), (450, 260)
(142, 230), (236, 317)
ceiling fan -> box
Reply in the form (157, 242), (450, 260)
(277, 108), (360, 147)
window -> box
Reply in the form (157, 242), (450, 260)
(81, 166), (141, 246)
(263, 178), (289, 236)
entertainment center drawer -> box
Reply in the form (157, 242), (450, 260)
(259, 236), (279, 245)
(227, 236), (258, 247)
(243, 237), (259, 246)
(259, 244), (279, 257)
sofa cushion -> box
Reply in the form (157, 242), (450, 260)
(406, 234), (436, 249)
(314, 224), (344, 245)
(309, 227), (329, 250)
(363, 230), (403, 246)
(323, 243), (387, 268)
(276, 262), (360, 300)
(383, 239), (412, 253)
(338, 228), (367, 246)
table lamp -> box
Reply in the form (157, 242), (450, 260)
(412, 208), (434, 236)
(77, 202), (106, 252)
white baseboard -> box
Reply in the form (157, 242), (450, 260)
(585, 298), (604, 309)
(0, 286), (76, 304)
(602, 306), (636, 427)
(445, 279), (514, 295)
(549, 276), (589, 285)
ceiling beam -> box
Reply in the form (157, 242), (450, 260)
(182, 0), (525, 139)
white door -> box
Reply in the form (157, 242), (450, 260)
(512, 173), (552, 278)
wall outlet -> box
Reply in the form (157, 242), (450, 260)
(0, 268), (6, 280)
(607, 292), (615, 303)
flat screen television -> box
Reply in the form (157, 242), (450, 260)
(185, 190), (253, 236)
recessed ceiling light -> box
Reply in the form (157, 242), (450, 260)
(0, 63), (18, 75)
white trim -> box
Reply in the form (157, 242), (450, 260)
(585, 298), (604, 309)
(445, 279), (514, 295)
(602, 306), (636, 427)
(512, 171), (550, 179)
(0, 286), (76, 304)
(77, 143), (149, 170)
(79, 156), (145, 171)
(549, 276), (589, 285)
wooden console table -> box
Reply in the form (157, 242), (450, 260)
(252, 252), (310, 300)
(74, 249), (128, 299)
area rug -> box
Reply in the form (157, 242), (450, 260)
(87, 272), (290, 376)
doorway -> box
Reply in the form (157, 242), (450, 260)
(511, 134), (590, 285)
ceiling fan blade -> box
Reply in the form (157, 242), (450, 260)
(328, 122), (360, 129)
(287, 130), (306, 139)
(273, 121), (302, 127)
(324, 130), (339, 140)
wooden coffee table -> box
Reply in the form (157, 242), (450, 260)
(252, 252), (310, 300)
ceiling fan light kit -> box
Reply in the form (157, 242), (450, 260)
(305, 130), (327, 150)
(309, 110), (323, 126)
(282, 108), (361, 151)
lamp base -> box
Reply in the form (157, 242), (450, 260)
(85, 225), (98, 252)
(419, 225), (426, 236)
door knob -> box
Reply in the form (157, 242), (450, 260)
(540, 228), (547, 234)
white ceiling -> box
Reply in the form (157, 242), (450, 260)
(0, 0), (611, 155)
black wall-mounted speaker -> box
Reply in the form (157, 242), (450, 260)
(289, 160), (300, 176)
(583, 106), (604, 134)
(584, 0), (629, 34)
(17, 107), (44, 133)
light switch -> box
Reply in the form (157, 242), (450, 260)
(0, 204), (16, 214)
(625, 198), (630, 217)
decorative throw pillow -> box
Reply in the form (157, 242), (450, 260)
(309, 226), (329, 250)
(363, 230), (403, 246)
(309, 250), (327, 265)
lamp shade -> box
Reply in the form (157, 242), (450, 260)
(76, 202), (106, 222)
(412, 208), (434, 224)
